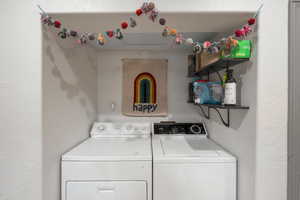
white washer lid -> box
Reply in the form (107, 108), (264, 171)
(152, 135), (236, 163)
(62, 136), (152, 161)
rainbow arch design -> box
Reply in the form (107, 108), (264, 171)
(134, 72), (157, 104)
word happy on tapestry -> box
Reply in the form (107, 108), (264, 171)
(122, 59), (168, 117)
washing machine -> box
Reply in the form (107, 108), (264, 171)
(61, 122), (152, 200)
(152, 122), (237, 200)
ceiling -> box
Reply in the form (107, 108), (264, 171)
(50, 12), (254, 51)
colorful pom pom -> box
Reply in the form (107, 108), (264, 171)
(88, 33), (95, 40)
(185, 38), (194, 45)
(148, 2), (155, 11)
(248, 18), (256, 25)
(58, 28), (69, 39)
(121, 22), (128, 29)
(243, 25), (252, 35)
(141, 2), (153, 13)
(193, 43), (202, 54)
(97, 33), (105, 45)
(159, 18), (166, 26)
(203, 41), (212, 49)
(78, 34), (88, 44)
(116, 28), (124, 40)
(54, 20), (61, 28)
(209, 46), (219, 54)
(169, 28), (177, 36)
(162, 27), (169, 37)
(175, 33), (184, 45)
(235, 29), (245, 37)
(70, 30), (78, 37)
(136, 9), (143, 16)
(106, 30), (114, 38)
(130, 17), (137, 28)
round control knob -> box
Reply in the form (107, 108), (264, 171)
(97, 125), (105, 131)
(190, 124), (202, 134)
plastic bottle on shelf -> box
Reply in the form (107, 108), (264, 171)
(224, 69), (237, 105)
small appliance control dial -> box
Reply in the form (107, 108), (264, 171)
(190, 124), (202, 134)
(97, 125), (106, 131)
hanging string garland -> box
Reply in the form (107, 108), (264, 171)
(37, 2), (262, 53)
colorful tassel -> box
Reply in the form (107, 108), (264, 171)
(130, 17), (137, 28)
(149, 9), (159, 22)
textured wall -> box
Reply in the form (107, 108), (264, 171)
(42, 29), (98, 200)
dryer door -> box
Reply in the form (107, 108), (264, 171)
(66, 181), (147, 200)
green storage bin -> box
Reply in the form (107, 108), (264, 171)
(221, 40), (252, 59)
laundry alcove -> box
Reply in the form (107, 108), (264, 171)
(42, 11), (256, 200)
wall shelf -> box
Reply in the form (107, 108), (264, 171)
(189, 58), (249, 77)
(188, 102), (249, 127)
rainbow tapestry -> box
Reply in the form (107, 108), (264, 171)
(122, 59), (168, 116)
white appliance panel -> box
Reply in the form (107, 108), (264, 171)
(153, 163), (236, 200)
(67, 181), (147, 200)
(62, 137), (152, 161)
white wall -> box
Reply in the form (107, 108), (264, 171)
(0, 1), (42, 200)
(42, 29), (98, 200)
(97, 50), (201, 122)
(0, 1), (287, 200)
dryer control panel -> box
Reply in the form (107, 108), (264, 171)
(153, 122), (207, 135)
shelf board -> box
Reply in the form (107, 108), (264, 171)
(188, 102), (249, 110)
(189, 58), (250, 77)
(200, 104), (249, 110)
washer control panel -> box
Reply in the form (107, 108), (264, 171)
(90, 122), (151, 137)
(153, 122), (207, 135)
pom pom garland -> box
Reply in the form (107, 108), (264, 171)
(121, 22), (128, 29)
(39, 1), (260, 51)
